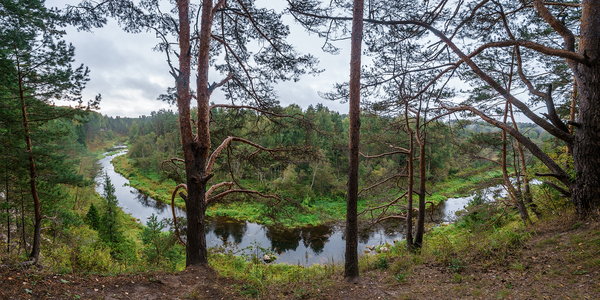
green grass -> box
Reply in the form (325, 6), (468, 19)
(208, 251), (340, 294)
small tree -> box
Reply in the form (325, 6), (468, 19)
(141, 214), (182, 269)
(85, 203), (100, 230)
(99, 174), (122, 248)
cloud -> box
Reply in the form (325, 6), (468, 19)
(48, 0), (351, 117)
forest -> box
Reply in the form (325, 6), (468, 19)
(1, 0), (599, 299)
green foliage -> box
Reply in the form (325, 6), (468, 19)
(94, 174), (139, 265)
(448, 258), (466, 273)
(209, 248), (339, 296)
(99, 175), (122, 247)
(235, 283), (260, 298)
(85, 203), (100, 230)
(140, 214), (184, 270)
(372, 256), (388, 270)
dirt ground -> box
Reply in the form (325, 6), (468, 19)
(1, 219), (599, 299)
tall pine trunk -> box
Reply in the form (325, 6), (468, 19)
(176, 0), (214, 266)
(572, 63), (600, 217)
(345, 0), (364, 279)
(571, 2), (600, 218)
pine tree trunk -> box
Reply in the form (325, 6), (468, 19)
(344, 0), (364, 279)
(18, 59), (42, 262)
(414, 139), (426, 248)
(572, 62), (600, 217)
(5, 164), (10, 254)
(405, 129), (414, 251)
(176, 0), (213, 266)
(184, 172), (208, 265)
(571, 2), (600, 218)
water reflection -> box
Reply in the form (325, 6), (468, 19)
(206, 217), (247, 244)
(132, 190), (169, 214)
(300, 225), (332, 254)
(262, 225), (333, 255)
(265, 226), (301, 253)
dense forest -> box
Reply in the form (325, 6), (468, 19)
(1, 0), (599, 299)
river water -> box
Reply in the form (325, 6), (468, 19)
(96, 148), (492, 265)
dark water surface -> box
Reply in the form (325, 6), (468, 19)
(96, 148), (485, 265)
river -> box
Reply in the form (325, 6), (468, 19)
(96, 147), (490, 265)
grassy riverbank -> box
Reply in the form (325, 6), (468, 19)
(4, 207), (598, 299)
(112, 153), (504, 227)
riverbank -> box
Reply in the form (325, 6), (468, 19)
(111, 152), (505, 228)
(2, 213), (597, 299)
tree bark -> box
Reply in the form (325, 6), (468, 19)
(5, 163), (10, 254)
(17, 56), (42, 262)
(571, 1), (600, 218)
(414, 134), (426, 248)
(176, 0), (219, 266)
(405, 127), (414, 251)
(175, 0), (207, 266)
(345, 0), (364, 279)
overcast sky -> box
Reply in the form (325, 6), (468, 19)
(46, 0), (353, 118)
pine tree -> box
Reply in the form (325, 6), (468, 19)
(99, 174), (121, 247)
(85, 203), (100, 230)
(0, 0), (99, 262)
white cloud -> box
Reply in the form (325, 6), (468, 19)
(47, 0), (353, 117)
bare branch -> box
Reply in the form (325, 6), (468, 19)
(212, 0), (227, 17)
(472, 155), (502, 166)
(444, 104), (572, 188)
(358, 174), (408, 196)
(543, 84), (570, 134)
(207, 72), (234, 95)
(542, 180), (572, 197)
(359, 150), (408, 159)
(376, 215), (407, 222)
(206, 136), (295, 175)
(515, 46), (546, 98)
(532, 0), (576, 53)
(465, 39), (587, 65)
(170, 184), (187, 246)
(234, 0), (293, 60)
(359, 192), (408, 216)
(205, 181), (235, 199)
(206, 189), (280, 204)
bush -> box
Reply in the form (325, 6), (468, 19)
(72, 243), (113, 273)
(44, 245), (72, 274)
(373, 256), (388, 270)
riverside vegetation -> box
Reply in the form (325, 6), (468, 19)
(3, 107), (596, 299)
